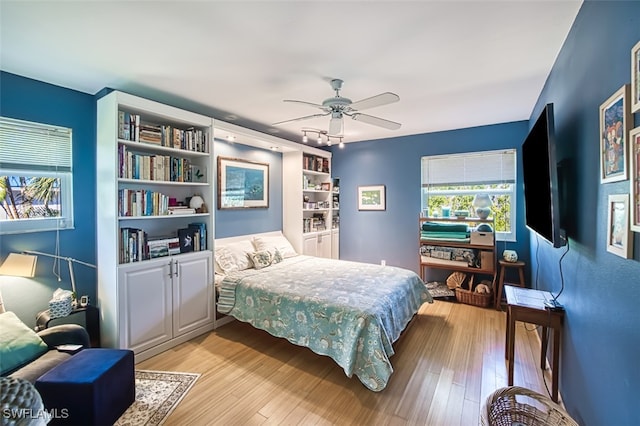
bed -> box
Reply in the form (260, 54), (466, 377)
(214, 232), (432, 391)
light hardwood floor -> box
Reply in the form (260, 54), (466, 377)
(138, 300), (557, 425)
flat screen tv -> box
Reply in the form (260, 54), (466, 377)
(522, 103), (566, 248)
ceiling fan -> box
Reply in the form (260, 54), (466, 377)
(272, 78), (401, 136)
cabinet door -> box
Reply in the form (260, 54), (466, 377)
(118, 259), (173, 353)
(302, 234), (318, 256)
(331, 230), (339, 259)
(172, 251), (213, 336)
(317, 231), (332, 259)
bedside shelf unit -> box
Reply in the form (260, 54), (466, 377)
(97, 90), (215, 362)
(419, 216), (497, 281)
(283, 150), (339, 259)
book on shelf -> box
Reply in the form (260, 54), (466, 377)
(147, 236), (180, 258)
(178, 228), (196, 253)
(188, 222), (207, 251)
(118, 189), (169, 217)
(118, 144), (195, 182)
(168, 206), (196, 215)
(117, 110), (209, 153)
(119, 227), (148, 263)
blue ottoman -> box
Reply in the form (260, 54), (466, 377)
(35, 348), (135, 425)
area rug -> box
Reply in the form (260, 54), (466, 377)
(425, 281), (455, 298)
(115, 370), (200, 426)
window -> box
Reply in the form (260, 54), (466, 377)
(0, 117), (74, 234)
(421, 149), (517, 241)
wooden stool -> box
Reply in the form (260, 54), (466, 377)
(495, 259), (526, 310)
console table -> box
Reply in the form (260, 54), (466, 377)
(504, 285), (564, 402)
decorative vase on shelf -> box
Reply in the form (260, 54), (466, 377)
(472, 193), (493, 219)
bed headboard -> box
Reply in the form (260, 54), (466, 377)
(214, 230), (284, 247)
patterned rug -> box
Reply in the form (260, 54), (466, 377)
(425, 281), (455, 298)
(115, 370), (199, 426)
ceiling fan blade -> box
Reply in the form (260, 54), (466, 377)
(349, 92), (399, 111)
(329, 113), (343, 136)
(272, 112), (329, 126)
(283, 99), (326, 109)
(351, 113), (401, 130)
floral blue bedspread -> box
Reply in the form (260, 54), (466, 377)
(217, 255), (431, 391)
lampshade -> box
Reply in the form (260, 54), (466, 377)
(0, 253), (38, 277)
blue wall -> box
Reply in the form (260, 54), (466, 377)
(0, 72), (97, 328)
(213, 140), (283, 237)
(331, 121), (530, 277)
(333, 2), (640, 424)
(527, 2), (640, 425)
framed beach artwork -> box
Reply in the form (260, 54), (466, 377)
(599, 85), (631, 184)
(630, 126), (640, 232)
(217, 156), (269, 209)
(358, 185), (386, 211)
(632, 40), (640, 113)
(606, 194), (632, 259)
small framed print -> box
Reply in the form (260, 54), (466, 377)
(631, 40), (640, 113)
(358, 185), (386, 211)
(599, 85), (631, 183)
(629, 126), (640, 232)
(606, 194), (632, 259)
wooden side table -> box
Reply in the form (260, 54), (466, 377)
(504, 285), (564, 402)
(35, 305), (101, 348)
(495, 259), (526, 310)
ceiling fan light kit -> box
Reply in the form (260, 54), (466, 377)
(273, 78), (401, 143)
(300, 128), (344, 148)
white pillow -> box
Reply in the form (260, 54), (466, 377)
(214, 240), (255, 273)
(252, 234), (297, 259)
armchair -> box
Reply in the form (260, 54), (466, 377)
(1, 311), (90, 383)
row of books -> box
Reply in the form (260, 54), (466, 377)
(118, 111), (209, 153)
(119, 222), (207, 263)
(118, 145), (203, 183)
(118, 189), (170, 217)
(303, 154), (330, 173)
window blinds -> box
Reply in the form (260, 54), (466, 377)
(0, 117), (72, 172)
(421, 149), (516, 186)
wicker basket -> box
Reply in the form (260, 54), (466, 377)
(480, 386), (579, 426)
(455, 286), (492, 307)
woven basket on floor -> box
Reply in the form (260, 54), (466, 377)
(455, 286), (492, 307)
(480, 386), (579, 426)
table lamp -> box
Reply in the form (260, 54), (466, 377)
(0, 253), (38, 313)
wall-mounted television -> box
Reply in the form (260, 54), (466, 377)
(522, 103), (566, 248)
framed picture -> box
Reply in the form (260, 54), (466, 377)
(606, 194), (632, 259)
(632, 40), (640, 113)
(217, 156), (269, 209)
(599, 85), (631, 183)
(358, 185), (386, 211)
(629, 126), (640, 232)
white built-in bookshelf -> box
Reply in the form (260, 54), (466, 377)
(97, 91), (214, 361)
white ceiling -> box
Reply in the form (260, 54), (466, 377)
(0, 1), (582, 145)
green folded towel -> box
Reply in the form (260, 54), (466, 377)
(421, 222), (469, 233)
(420, 231), (470, 239)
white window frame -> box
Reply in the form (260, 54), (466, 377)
(0, 117), (74, 234)
(421, 149), (517, 242)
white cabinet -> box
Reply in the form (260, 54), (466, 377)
(118, 258), (173, 354)
(117, 251), (213, 357)
(97, 91), (215, 361)
(172, 252), (213, 335)
(331, 229), (340, 259)
(302, 231), (332, 258)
